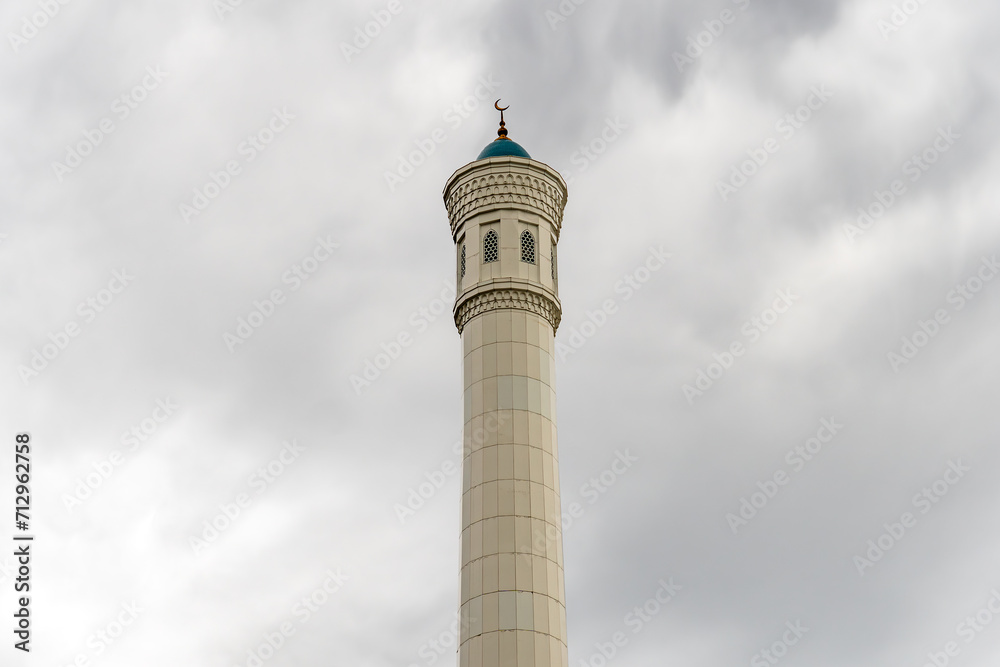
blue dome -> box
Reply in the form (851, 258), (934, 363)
(477, 139), (531, 160)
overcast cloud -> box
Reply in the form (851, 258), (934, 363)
(2, 0), (999, 665)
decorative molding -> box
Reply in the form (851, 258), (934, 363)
(455, 288), (561, 333)
(445, 170), (567, 236)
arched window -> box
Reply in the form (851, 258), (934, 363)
(483, 230), (499, 263)
(551, 242), (557, 281)
(520, 230), (535, 264)
(460, 243), (466, 278)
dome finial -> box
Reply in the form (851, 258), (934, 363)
(494, 99), (510, 141)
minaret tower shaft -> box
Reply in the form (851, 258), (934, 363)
(443, 102), (569, 667)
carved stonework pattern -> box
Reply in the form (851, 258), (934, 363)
(446, 171), (566, 233)
(455, 288), (562, 333)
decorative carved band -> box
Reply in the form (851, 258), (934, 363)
(455, 288), (561, 334)
(445, 170), (566, 236)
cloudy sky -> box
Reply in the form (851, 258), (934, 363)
(2, 0), (999, 665)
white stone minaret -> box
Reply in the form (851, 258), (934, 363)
(443, 102), (569, 667)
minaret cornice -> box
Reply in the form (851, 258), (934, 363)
(442, 156), (568, 240)
(453, 278), (562, 333)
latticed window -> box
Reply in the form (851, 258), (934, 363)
(520, 230), (535, 264)
(460, 244), (466, 278)
(483, 230), (499, 263)
(551, 242), (557, 280)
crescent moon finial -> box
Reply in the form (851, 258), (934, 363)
(494, 100), (510, 140)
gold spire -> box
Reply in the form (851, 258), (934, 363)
(494, 99), (510, 141)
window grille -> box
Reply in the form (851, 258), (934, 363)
(520, 230), (535, 264)
(484, 230), (499, 263)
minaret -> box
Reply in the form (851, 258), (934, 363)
(443, 101), (569, 667)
